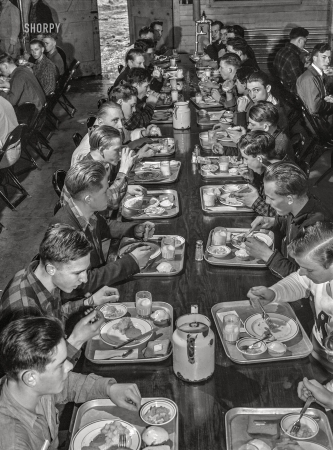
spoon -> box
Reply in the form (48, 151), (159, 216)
(106, 349), (133, 360)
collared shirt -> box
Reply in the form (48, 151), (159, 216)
(0, 373), (115, 450)
(311, 63), (323, 77)
(67, 197), (105, 264)
(0, 260), (85, 364)
(32, 55), (57, 95)
(273, 42), (305, 93)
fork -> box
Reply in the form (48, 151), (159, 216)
(289, 395), (315, 435)
(118, 434), (127, 448)
(257, 299), (276, 330)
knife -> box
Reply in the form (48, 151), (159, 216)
(113, 327), (159, 350)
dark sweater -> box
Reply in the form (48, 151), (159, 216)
(0, 66), (45, 111)
(50, 205), (140, 295)
(267, 195), (332, 278)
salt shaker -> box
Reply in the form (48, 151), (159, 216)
(194, 144), (201, 157)
(192, 152), (197, 163)
(195, 240), (204, 261)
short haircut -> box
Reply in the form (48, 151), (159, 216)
(227, 37), (249, 56)
(219, 52), (241, 69)
(39, 224), (92, 265)
(249, 101), (279, 127)
(247, 70), (270, 88)
(0, 317), (65, 381)
(134, 39), (155, 52)
(96, 101), (122, 120)
(65, 160), (107, 200)
(0, 53), (15, 64)
(211, 20), (224, 30)
(89, 125), (121, 153)
(311, 43), (331, 63)
(151, 20), (163, 29)
(125, 48), (145, 64)
(127, 67), (151, 85)
(109, 83), (138, 102)
(139, 26), (153, 38)
(235, 66), (257, 84)
(264, 162), (308, 197)
(288, 221), (333, 268)
(227, 25), (245, 38)
(30, 39), (45, 49)
(43, 33), (57, 41)
(289, 27), (309, 40)
(238, 130), (278, 160)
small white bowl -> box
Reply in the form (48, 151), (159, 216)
(140, 399), (177, 426)
(254, 232), (273, 247)
(267, 341), (287, 356)
(236, 338), (267, 360)
(280, 413), (319, 440)
(207, 245), (231, 259)
(100, 303), (127, 321)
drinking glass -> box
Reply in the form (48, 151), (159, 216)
(160, 161), (171, 176)
(222, 314), (240, 343)
(161, 236), (176, 260)
(171, 90), (179, 102)
(136, 291), (152, 318)
(212, 227), (227, 246)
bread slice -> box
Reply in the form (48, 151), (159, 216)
(247, 416), (279, 438)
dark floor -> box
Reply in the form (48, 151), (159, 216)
(0, 77), (333, 289)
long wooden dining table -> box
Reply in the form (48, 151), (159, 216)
(76, 56), (332, 450)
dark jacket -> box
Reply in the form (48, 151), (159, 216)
(0, 66), (45, 111)
(29, 0), (54, 34)
(204, 40), (226, 61)
(267, 195), (332, 278)
(50, 205), (140, 295)
(296, 65), (333, 116)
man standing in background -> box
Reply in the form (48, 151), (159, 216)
(0, 0), (20, 57)
(29, 0), (54, 39)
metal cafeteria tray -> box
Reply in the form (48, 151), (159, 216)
(200, 160), (244, 180)
(225, 407), (332, 450)
(200, 186), (252, 214)
(196, 110), (233, 127)
(212, 300), (313, 365)
(129, 162), (181, 185)
(85, 301), (173, 364)
(205, 228), (274, 268)
(151, 109), (173, 124)
(190, 96), (222, 109)
(70, 397), (179, 450)
(148, 137), (175, 156)
(117, 235), (185, 277)
(121, 189), (179, 220)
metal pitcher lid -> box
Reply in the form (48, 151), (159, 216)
(178, 321), (209, 334)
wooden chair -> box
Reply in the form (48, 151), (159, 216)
(72, 133), (83, 148)
(0, 125), (30, 211)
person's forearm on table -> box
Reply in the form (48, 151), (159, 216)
(270, 271), (309, 302)
(267, 250), (300, 279)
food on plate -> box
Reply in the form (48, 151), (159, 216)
(240, 343), (264, 355)
(231, 233), (246, 246)
(101, 305), (121, 319)
(142, 405), (171, 425)
(156, 262), (174, 273)
(207, 245), (230, 257)
(144, 206), (165, 216)
(220, 195), (243, 206)
(150, 143), (164, 151)
(112, 317), (142, 339)
(149, 197), (160, 206)
(273, 441), (303, 450)
(120, 242), (153, 256)
(136, 171), (160, 181)
(247, 439), (272, 450)
(267, 341), (287, 356)
(247, 416), (278, 436)
(159, 193), (174, 202)
(235, 248), (250, 261)
(150, 309), (170, 323)
(202, 164), (218, 173)
(229, 168), (238, 175)
(81, 421), (131, 450)
(142, 426), (169, 447)
(144, 446), (171, 450)
(160, 199), (173, 210)
(287, 422), (314, 438)
(124, 197), (143, 209)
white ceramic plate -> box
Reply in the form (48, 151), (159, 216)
(100, 318), (153, 347)
(119, 242), (161, 261)
(297, 443), (328, 450)
(100, 303), (127, 320)
(71, 419), (141, 450)
(140, 398), (177, 426)
(244, 313), (299, 342)
(218, 196), (243, 207)
(254, 232), (273, 247)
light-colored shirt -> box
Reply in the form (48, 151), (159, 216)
(0, 372), (115, 450)
(0, 97), (18, 148)
(311, 63), (323, 77)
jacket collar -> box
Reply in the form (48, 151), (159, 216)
(291, 195), (317, 225)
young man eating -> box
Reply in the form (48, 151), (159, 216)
(0, 316), (142, 449)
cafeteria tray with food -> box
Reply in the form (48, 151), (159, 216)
(199, 158), (244, 180)
(70, 397), (179, 449)
(205, 228), (274, 267)
(85, 302), (173, 364)
(225, 407), (332, 450)
(200, 186), (252, 214)
(121, 190), (179, 220)
(155, 94), (173, 109)
(129, 161), (181, 185)
(117, 235), (185, 277)
(146, 137), (175, 156)
(196, 109), (233, 126)
(190, 96), (222, 109)
(151, 109), (173, 124)
(212, 300), (313, 365)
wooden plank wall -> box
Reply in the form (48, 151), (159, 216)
(177, 0), (330, 71)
